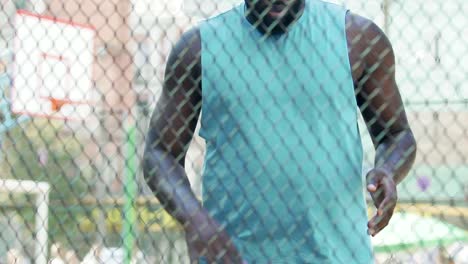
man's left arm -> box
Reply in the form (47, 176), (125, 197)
(347, 14), (417, 236)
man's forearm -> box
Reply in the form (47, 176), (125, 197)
(374, 129), (417, 184)
(143, 147), (205, 227)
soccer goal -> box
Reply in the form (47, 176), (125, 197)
(0, 179), (50, 264)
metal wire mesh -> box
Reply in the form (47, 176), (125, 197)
(0, 0), (467, 263)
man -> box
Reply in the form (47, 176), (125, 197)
(143, 0), (417, 263)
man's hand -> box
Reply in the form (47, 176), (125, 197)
(366, 168), (398, 237)
(185, 212), (244, 264)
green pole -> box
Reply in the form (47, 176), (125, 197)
(123, 123), (137, 264)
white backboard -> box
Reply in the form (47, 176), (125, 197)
(12, 10), (96, 120)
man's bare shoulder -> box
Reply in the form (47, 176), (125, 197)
(345, 12), (395, 81)
(162, 26), (202, 97)
(345, 12), (388, 48)
(178, 27), (201, 52)
(167, 26), (201, 70)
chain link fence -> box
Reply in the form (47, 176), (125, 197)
(0, 0), (467, 263)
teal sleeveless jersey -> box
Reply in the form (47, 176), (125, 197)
(199, 0), (373, 263)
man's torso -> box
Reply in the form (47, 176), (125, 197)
(195, 1), (373, 262)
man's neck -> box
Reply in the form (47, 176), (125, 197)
(245, 0), (306, 35)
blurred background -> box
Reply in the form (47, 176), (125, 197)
(0, 0), (467, 263)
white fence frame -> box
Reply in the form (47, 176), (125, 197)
(0, 179), (50, 264)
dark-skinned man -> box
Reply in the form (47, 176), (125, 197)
(143, 0), (417, 263)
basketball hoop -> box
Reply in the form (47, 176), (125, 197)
(42, 97), (90, 113)
(11, 10), (96, 120)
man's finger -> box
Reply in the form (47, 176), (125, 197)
(366, 172), (379, 192)
(369, 187), (386, 209)
(367, 213), (381, 236)
(368, 214), (388, 236)
(368, 204), (395, 236)
(378, 178), (397, 214)
(373, 212), (393, 235)
(378, 196), (396, 216)
(367, 183), (377, 192)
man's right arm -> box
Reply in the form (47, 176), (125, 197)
(143, 27), (204, 227)
(143, 28), (243, 263)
